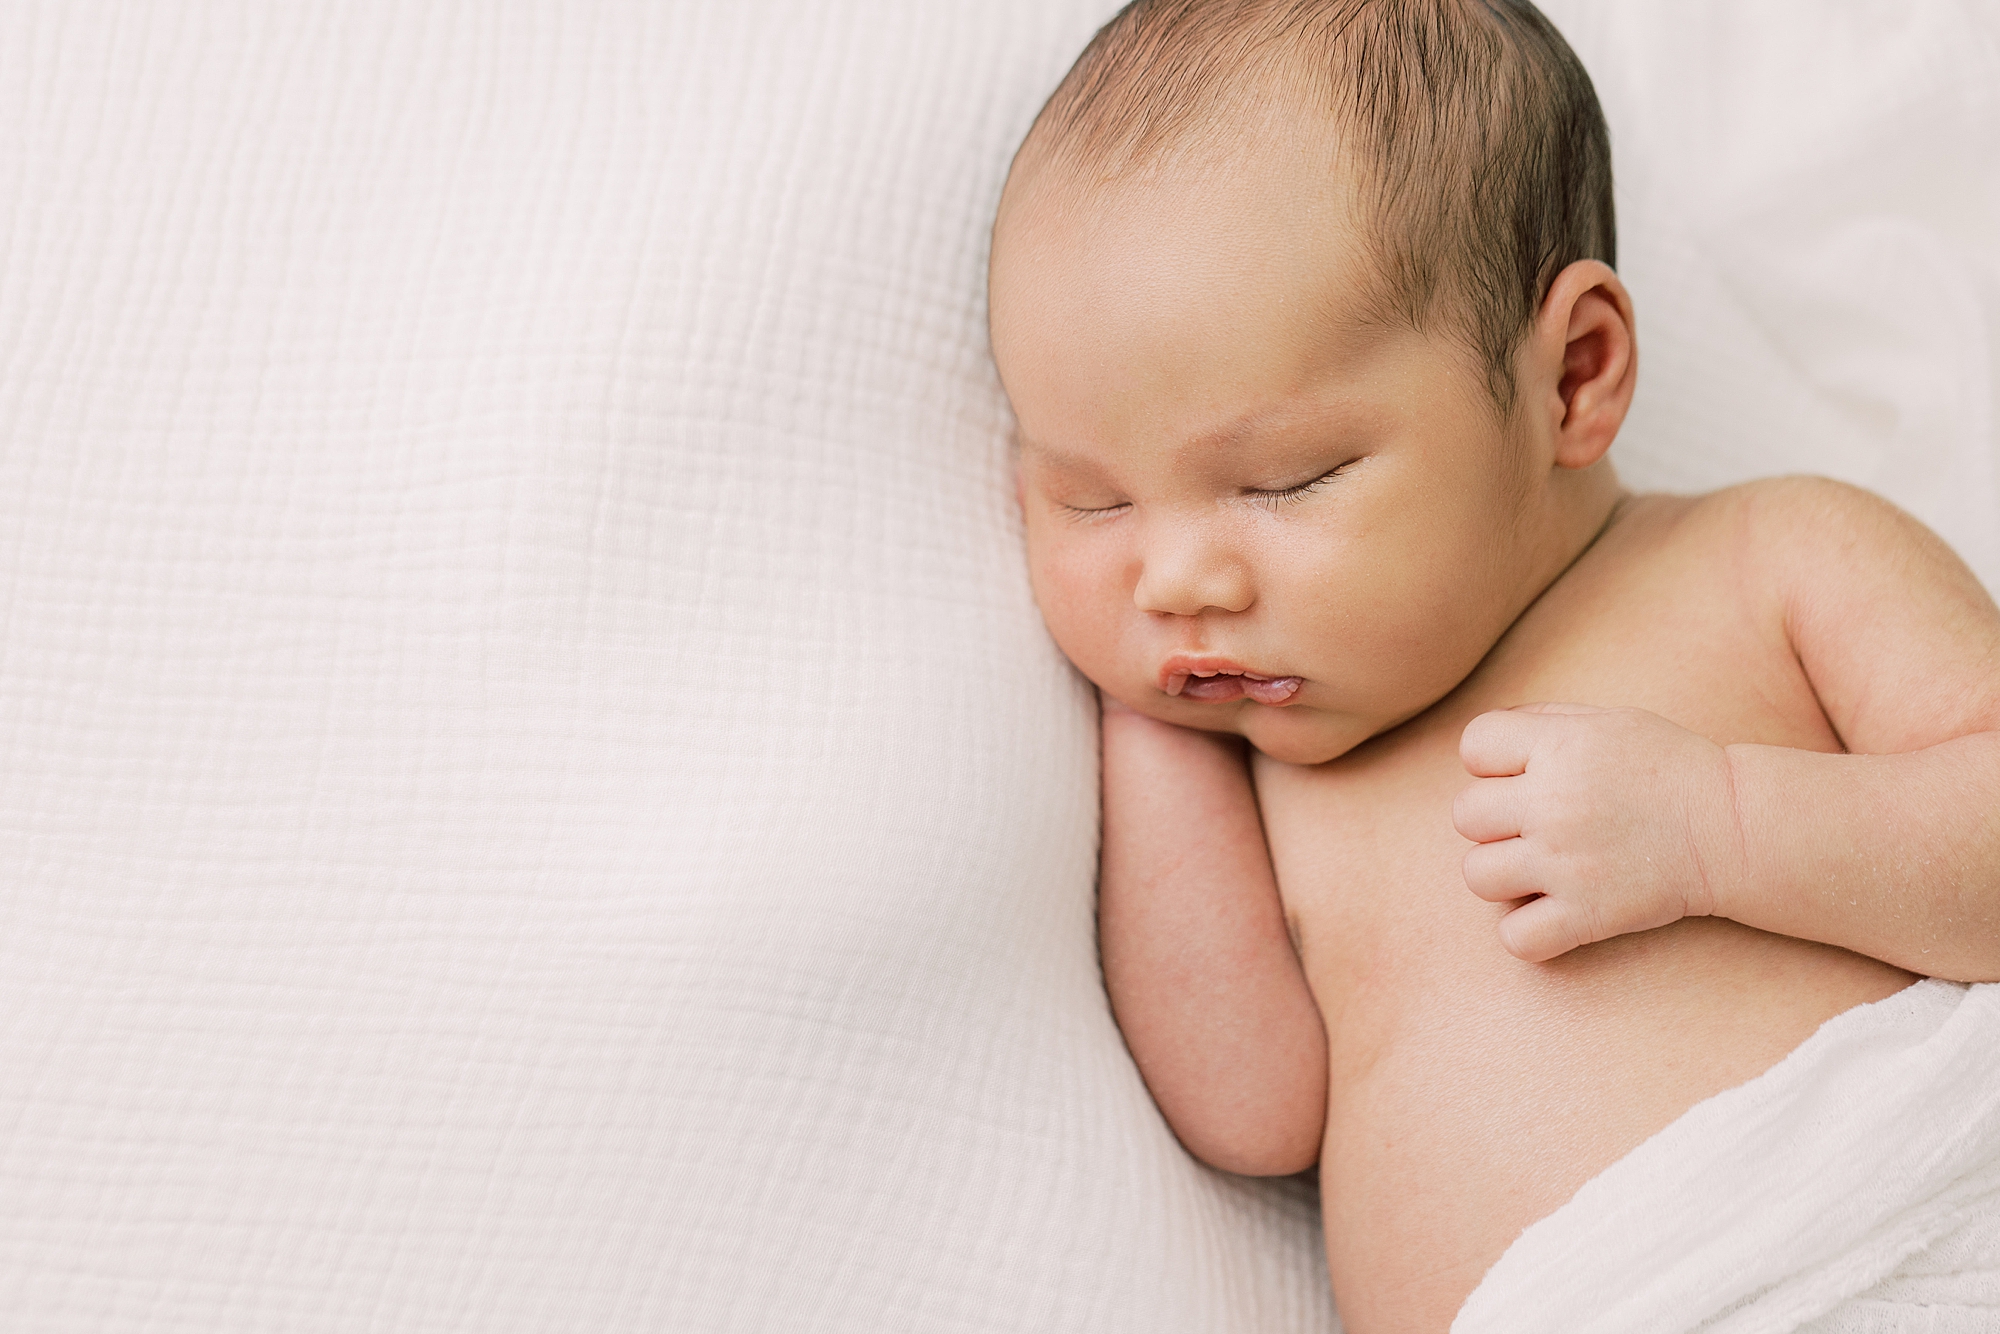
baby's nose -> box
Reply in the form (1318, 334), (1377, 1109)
(1132, 526), (1254, 617)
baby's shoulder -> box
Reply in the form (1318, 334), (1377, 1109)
(1648, 477), (1998, 677)
(1704, 473), (1909, 526)
(1651, 475), (1941, 588)
(1660, 479), (2000, 749)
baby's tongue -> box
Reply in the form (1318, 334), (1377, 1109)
(1243, 676), (1303, 705)
(1181, 674), (1246, 702)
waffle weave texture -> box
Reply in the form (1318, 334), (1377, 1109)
(0, 2), (1994, 1332)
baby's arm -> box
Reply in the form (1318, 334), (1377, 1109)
(1099, 697), (1326, 1175)
(1456, 480), (2000, 978)
(1706, 484), (2000, 977)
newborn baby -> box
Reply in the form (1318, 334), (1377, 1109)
(986, 2), (2000, 1330)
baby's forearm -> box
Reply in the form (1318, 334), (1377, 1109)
(1098, 703), (1326, 1175)
(1718, 731), (2000, 980)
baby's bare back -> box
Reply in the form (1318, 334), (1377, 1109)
(1254, 491), (1914, 1333)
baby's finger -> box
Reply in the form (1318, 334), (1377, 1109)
(1507, 702), (1608, 717)
(1461, 837), (1540, 903)
(1451, 775), (1530, 843)
(1495, 894), (1594, 963)
(1458, 710), (1543, 778)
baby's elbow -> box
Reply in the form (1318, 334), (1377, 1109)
(1144, 1028), (1329, 1176)
(1185, 1127), (1320, 1178)
(1175, 1104), (1324, 1178)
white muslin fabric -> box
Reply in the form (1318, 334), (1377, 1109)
(1, 1), (1997, 1332)
(1455, 981), (2000, 1333)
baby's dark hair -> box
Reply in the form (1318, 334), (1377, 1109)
(1025, 0), (1615, 409)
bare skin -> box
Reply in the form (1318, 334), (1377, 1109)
(990, 123), (2000, 1332)
(1258, 485), (1952, 1328)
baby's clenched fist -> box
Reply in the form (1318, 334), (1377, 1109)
(1453, 703), (1746, 963)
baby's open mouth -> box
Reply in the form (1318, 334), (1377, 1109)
(1165, 669), (1303, 706)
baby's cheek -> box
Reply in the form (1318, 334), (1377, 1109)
(1044, 576), (1141, 695)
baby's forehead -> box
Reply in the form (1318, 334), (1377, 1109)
(1000, 0), (1616, 417)
(992, 90), (1397, 377)
(1019, 398), (1300, 461)
(992, 149), (1394, 387)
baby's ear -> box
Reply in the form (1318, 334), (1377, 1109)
(1534, 260), (1637, 470)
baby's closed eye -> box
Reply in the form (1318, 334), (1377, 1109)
(1244, 457), (1361, 509)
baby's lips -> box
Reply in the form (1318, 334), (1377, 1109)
(1161, 667), (1304, 706)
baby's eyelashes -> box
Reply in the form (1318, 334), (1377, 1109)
(1041, 456), (1361, 522)
(1244, 458), (1359, 509)
(1056, 499), (1131, 523)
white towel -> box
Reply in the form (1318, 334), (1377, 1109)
(1454, 980), (2000, 1333)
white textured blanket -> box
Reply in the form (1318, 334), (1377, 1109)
(1, 0), (1995, 1329)
(1457, 981), (2000, 1333)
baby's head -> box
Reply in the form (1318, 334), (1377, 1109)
(990, 0), (1638, 764)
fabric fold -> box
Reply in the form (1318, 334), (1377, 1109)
(1455, 980), (2000, 1333)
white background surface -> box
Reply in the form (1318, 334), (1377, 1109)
(0, 3), (1994, 1331)
(1550, 2), (2000, 591)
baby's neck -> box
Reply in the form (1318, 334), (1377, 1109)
(1513, 460), (1629, 625)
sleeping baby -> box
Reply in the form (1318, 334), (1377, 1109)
(985, 1), (2000, 1330)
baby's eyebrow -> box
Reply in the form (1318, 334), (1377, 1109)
(1016, 435), (1091, 470)
(1188, 404), (1287, 452)
(1017, 402), (1331, 470)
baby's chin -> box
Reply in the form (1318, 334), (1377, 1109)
(1238, 709), (1369, 767)
(1120, 693), (1369, 767)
